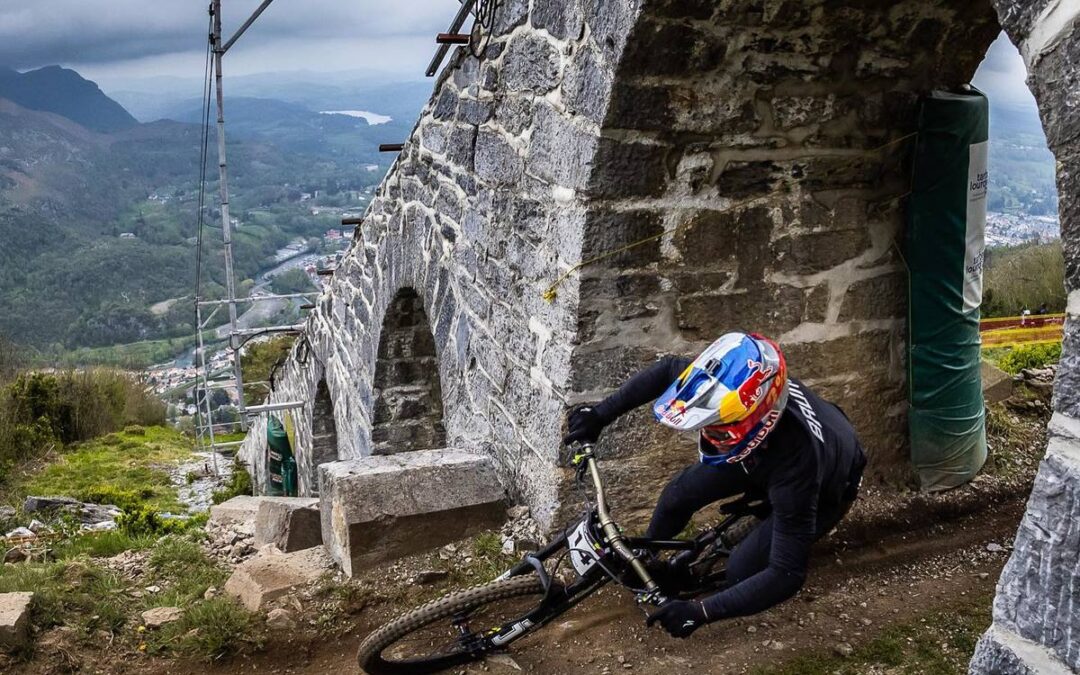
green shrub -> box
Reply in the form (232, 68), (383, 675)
(78, 485), (154, 511)
(211, 462), (253, 504)
(994, 342), (1062, 374)
(0, 368), (167, 483)
(116, 508), (203, 538)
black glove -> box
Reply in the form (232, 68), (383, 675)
(563, 406), (606, 445)
(646, 600), (709, 639)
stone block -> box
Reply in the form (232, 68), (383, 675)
(772, 228), (872, 275)
(254, 497), (322, 553)
(970, 624), (1072, 675)
(982, 361), (1014, 405)
(581, 209), (664, 267)
(211, 496), (318, 536)
(564, 46), (611, 125)
(784, 331), (901, 382)
(837, 271), (906, 321)
(0, 592), (32, 652)
(982, 440), (1080, 670)
(676, 285), (809, 337)
(318, 449), (505, 577)
(475, 130), (523, 186)
(209, 496), (263, 533)
(532, 1), (584, 40)
(526, 105), (596, 190)
(587, 137), (669, 198)
(224, 546), (335, 612)
(502, 33), (559, 94)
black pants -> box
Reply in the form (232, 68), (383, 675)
(645, 462), (860, 586)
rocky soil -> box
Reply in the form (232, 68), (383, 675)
(6, 391), (1050, 675)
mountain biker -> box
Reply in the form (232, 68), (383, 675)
(564, 332), (867, 639)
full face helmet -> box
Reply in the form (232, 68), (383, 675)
(653, 332), (788, 465)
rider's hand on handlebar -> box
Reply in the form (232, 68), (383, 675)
(563, 406), (605, 446)
(646, 600), (709, 639)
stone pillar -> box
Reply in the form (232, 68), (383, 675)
(972, 1), (1080, 672)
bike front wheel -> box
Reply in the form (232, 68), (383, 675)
(357, 574), (547, 675)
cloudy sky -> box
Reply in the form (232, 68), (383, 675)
(0, 0), (451, 86)
(0, 0), (1033, 107)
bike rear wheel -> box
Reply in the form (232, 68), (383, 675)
(357, 574), (546, 675)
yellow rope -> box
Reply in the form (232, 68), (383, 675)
(541, 133), (920, 303)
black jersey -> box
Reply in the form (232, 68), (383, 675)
(593, 355), (867, 619)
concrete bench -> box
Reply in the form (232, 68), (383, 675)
(318, 449), (505, 576)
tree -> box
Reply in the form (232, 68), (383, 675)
(0, 334), (22, 384)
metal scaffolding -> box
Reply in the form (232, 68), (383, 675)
(192, 0), (308, 471)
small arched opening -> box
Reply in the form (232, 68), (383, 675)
(371, 288), (446, 455)
(311, 378), (339, 469)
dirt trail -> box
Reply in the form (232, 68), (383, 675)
(141, 498), (1022, 675)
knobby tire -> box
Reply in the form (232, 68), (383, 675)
(358, 574), (546, 675)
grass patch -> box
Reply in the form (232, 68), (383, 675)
(0, 558), (130, 636)
(141, 537), (258, 658)
(460, 531), (516, 585)
(168, 597), (260, 660)
(12, 426), (194, 513)
(750, 592), (993, 675)
(0, 534), (260, 662)
(211, 459), (253, 505)
(50, 530), (157, 559)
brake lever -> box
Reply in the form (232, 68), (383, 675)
(566, 442), (593, 482)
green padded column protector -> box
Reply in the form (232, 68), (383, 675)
(907, 87), (989, 491)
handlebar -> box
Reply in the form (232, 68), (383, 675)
(568, 443), (665, 603)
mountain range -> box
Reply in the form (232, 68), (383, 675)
(0, 66), (137, 133)
(0, 66), (427, 355)
(0, 62), (1061, 361)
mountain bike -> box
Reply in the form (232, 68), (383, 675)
(357, 442), (768, 674)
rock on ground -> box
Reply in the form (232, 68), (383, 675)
(224, 546), (335, 612)
(141, 606), (183, 629)
(0, 592), (33, 651)
(266, 607), (296, 630)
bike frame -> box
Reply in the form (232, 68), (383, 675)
(483, 443), (750, 651)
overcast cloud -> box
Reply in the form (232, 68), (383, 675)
(2, 1), (1033, 109)
(973, 32), (1036, 108)
(0, 0), (450, 84)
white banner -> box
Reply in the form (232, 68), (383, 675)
(963, 140), (989, 313)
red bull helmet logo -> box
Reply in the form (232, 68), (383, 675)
(737, 360), (774, 409)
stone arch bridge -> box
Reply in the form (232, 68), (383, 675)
(236, 0), (1080, 671)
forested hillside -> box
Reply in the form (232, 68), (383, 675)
(0, 67), (418, 355)
(982, 241), (1065, 317)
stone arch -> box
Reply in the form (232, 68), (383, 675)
(371, 287), (447, 455)
(573, 0), (1002, 498)
(310, 378), (339, 469)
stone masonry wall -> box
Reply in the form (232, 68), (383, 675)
(371, 288), (446, 455)
(568, 0), (999, 523)
(237, 20), (1080, 671)
(240, 0), (644, 528)
(972, 1), (1080, 672)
